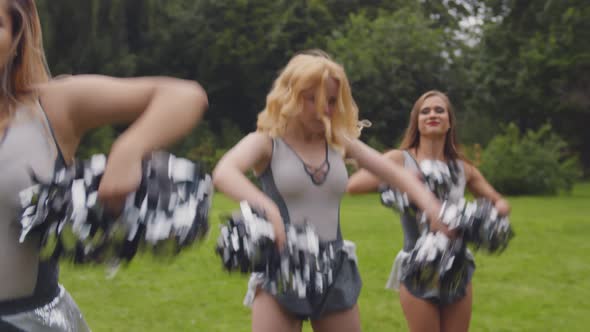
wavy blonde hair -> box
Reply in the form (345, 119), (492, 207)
(257, 50), (361, 154)
(0, 0), (51, 130)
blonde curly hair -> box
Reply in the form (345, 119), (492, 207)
(257, 51), (363, 154)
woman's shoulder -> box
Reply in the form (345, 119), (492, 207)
(243, 131), (274, 155)
(242, 132), (274, 175)
(247, 131), (274, 144)
(460, 160), (477, 181)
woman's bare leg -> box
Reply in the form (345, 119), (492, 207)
(440, 283), (472, 332)
(310, 304), (361, 332)
(399, 285), (441, 332)
(251, 289), (302, 332)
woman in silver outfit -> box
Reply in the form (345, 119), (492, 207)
(0, 1), (209, 330)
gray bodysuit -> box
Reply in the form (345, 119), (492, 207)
(0, 101), (89, 331)
(245, 137), (362, 320)
(0, 103), (60, 303)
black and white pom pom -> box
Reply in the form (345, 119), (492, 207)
(379, 184), (412, 214)
(462, 199), (514, 253)
(216, 202), (276, 273)
(400, 198), (514, 299)
(18, 152), (213, 265)
(216, 202), (336, 298)
(401, 232), (470, 299)
(437, 198), (514, 253)
(378, 159), (458, 214)
(419, 160), (456, 201)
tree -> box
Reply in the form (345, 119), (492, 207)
(326, 6), (454, 147)
(469, 0), (590, 173)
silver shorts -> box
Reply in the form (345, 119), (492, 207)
(0, 285), (90, 332)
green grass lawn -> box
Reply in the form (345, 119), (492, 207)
(61, 183), (590, 331)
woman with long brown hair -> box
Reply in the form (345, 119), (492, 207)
(0, 1), (208, 330)
(347, 90), (510, 332)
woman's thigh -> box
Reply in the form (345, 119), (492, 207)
(310, 304), (361, 332)
(251, 289), (302, 332)
(440, 283), (472, 332)
(399, 285), (441, 332)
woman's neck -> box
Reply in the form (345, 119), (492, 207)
(415, 136), (445, 161)
(284, 119), (325, 144)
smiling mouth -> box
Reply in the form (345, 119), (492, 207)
(426, 122), (439, 126)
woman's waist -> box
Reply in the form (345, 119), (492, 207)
(0, 260), (59, 315)
(0, 225), (40, 301)
(288, 216), (341, 243)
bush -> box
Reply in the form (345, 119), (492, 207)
(461, 143), (483, 167)
(480, 123), (581, 195)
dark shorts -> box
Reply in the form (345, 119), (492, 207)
(247, 242), (362, 320)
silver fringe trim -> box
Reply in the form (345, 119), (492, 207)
(1, 285), (90, 332)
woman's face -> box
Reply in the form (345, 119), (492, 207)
(0, 0), (14, 71)
(298, 77), (339, 136)
(417, 95), (451, 138)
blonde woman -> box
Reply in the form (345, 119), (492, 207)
(213, 51), (448, 332)
(0, 0), (208, 330)
(347, 90), (511, 332)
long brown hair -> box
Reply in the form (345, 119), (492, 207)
(399, 90), (467, 162)
(0, 0), (51, 129)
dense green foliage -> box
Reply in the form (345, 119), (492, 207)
(480, 123), (581, 194)
(36, 0), (589, 186)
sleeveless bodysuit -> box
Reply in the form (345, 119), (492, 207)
(0, 101), (89, 331)
(386, 150), (475, 304)
(245, 137), (362, 320)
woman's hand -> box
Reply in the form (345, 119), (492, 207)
(98, 140), (143, 216)
(495, 198), (511, 216)
(266, 208), (286, 250)
(424, 205), (458, 239)
(429, 219), (457, 239)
